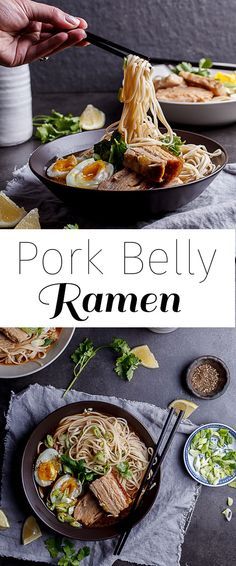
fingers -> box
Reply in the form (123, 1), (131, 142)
(24, 29), (87, 63)
(28, 1), (88, 30)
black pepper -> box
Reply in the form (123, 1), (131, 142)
(190, 363), (225, 396)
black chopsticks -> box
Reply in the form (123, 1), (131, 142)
(86, 31), (148, 61)
(113, 407), (184, 556)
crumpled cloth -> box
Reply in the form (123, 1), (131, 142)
(0, 384), (200, 566)
(4, 163), (236, 228)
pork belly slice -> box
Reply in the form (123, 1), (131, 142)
(98, 168), (150, 191)
(179, 71), (228, 97)
(73, 492), (104, 526)
(124, 145), (183, 184)
(156, 85), (213, 103)
(154, 73), (185, 90)
(0, 328), (29, 343)
(90, 472), (132, 517)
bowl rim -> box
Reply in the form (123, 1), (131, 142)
(0, 328), (75, 379)
(186, 355), (230, 400)
(183, 422), (236, 487)
(157, 96), (236, 107)
(29, 128), (228, 194)
(21, 400), (160, 540)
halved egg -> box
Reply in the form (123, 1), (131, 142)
(66, 158), (114, 189)
(50, 474), (82, 505)
(47, 155), (78, 179)
(34, 448), (61, 487)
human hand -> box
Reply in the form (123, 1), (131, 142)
(0, 0), (88, 67)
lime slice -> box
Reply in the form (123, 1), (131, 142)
(131, 345), (159, 369)
(0, 193), (26, 228)
(15, 209), (41, 229)
(80, 104), (106, 130)
(22, 516), (42, 545)
(169, 399), (198, 419)
(0, 510), (10, 529)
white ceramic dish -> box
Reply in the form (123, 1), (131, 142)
(183, 423), (236, 487)
(153, 64), (236, 126)
(0, 328), (75, 379)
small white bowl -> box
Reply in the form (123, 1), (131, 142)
(0, 328), (75, 379)
(153, 64), (236, 126)
(184, 423), (236, 487)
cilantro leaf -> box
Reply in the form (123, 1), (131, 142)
(110, 337), (131, 355)
(172, 58), (212, 77)
(45, 537), (63, 559)
(77, 547), (90, 561)
(64, 224), (79, 230)
(33, 110), (82, 143)
(162, 134), (183, 157)
(115, 352), (140, 381)
(71, 338), (96, 366)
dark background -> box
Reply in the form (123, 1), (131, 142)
(30, 0), (236, 94)
(0, 326), (235, 566)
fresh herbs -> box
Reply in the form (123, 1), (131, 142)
(64, 224), (79, 230)
(110, 337), (141, 381)
(33, 111), (82, 144)
(64, 337), (142, 397)
(162, 134), (183, 157)
(45, 537), (90, 565)
(94, 130), (127, 171)
(63, 339), (103, 397)
(116, 461), (132, 479)
(172, 58), (213, 77)
(60, 455), (98, 484)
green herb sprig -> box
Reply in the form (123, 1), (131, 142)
(172, 58), (212, 77)
(45, 537), (90, 565)
(94, 130), (127, 171)
(63, 337), (141, 397)
(33, 110), (82, 143)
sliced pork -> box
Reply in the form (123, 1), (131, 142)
(156, 85), (214, 103)
(73, 492), (104, 526)
(0, 328), (29, 343)
(154, 74), (185, 90)
(124, 145), (183, 184)
(90, 472), (132, 517)
(98, 168), (150, 191)
(179, 71), (228, 97)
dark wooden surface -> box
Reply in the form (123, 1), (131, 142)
(0, 325), (235, 566)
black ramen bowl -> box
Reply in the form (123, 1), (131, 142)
(21, 401), (160, 541)
(29, 129), (227, 222)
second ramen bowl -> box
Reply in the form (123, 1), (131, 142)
(29, 129), (227, 223)
(21, 401), (160, 540)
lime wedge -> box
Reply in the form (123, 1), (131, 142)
(0, 510), (10, 529)
(169, 399), (198, 419)
(131, 345), (159, 369)
(22, 516), (42, 545)
(80, 104), (106, 130)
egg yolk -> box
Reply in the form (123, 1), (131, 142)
(53, 155), (77, 172)
(82, 160), (105, 180)
(37, 459), (60, 481)
(61, 478), (78, 496)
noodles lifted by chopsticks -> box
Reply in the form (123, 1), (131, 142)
(112, 54), (221, 183)
(118, 55), (173, 147)
(53, 412), (150, 495)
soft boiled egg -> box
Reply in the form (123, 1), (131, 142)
(34, 448), (61, 487)
(47, 155), (78, 179)
(50, 474), (82, 505)
(66, 158), (114, 189)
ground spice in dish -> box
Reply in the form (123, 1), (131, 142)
(190, 363), (225, 396)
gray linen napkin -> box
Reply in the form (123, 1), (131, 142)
(0, 383), (200, 566)
(4, 163), (236, 228)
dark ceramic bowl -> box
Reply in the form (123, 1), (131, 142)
(29, 129), (227, 222)
(186, 356), (230, 400)
(21, 401), (160, 541)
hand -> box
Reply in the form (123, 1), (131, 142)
(0, 0), (88, 67)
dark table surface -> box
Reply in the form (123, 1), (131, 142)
(0, 325), (235, 566)
(1, 91), (236, 192)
